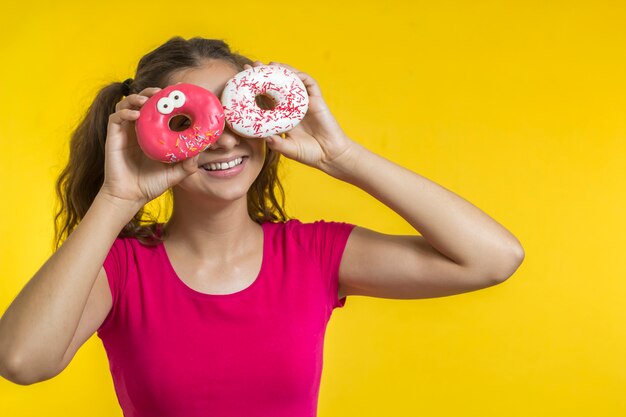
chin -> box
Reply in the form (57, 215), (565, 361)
(211, 187), (250, 202)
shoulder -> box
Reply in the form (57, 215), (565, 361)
(266, 218), (356, 250)
(267, 218), (351, 230)
(264, 218), (332, 236)
(107, 225), (163, 260)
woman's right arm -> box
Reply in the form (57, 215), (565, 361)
(0, 192), (142, 385)
(0, 86), (201, 385)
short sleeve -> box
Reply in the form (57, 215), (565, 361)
(289, 219), (357, 312)
(97, 237), (128, 334)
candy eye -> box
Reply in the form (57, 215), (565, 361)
(169, 90), (186, 108)
(157, 97), (175, 114)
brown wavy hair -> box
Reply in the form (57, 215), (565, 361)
(53, 36), (291, 251)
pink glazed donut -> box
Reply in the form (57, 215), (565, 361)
(221, 65), (309, 138)
(135, 83), (225, 163)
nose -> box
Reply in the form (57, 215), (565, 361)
(207, 125), (241, 152)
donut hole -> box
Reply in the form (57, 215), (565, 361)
(255, 93), (277, 110)
(168, 114), (192, 132)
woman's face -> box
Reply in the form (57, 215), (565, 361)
(167, 59), (268, 202)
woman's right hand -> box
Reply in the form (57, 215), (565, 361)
(100, 87), (201, 206)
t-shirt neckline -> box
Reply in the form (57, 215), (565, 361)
(158, 222), (268, 299)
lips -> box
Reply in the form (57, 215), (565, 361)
(198, 155), (248, 168)
(200, 155), (247, 166)
(200, 155), (248, 177)
(200, 156), (247, 171)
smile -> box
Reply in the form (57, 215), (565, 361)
(201, 157), (244, 171)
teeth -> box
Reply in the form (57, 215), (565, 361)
(203, 157), (243, 171)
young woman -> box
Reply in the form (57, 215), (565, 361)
(0, 36), (524, 416)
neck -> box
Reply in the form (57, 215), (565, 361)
(163, 190), (261, 261)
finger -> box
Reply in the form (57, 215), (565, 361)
(266, 61), (321, 97)
(115, 94), (149, 112)
(177, 154), (200, 176)
(296, 71), (323, 98)
(107, 108), (140, 136)
(252, 60), (264, 67)
(183, 154), (200, 169)
(163, 155), (200, 188)
(139, 87), (162, 96)
(265, 133), (296, 155)
(109, 108), (140, 125)
(115, 87), (161, 111)
(269, 61), (300, 73)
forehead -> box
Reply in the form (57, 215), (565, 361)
(168, 60), (239, 96)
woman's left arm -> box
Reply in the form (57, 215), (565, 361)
(325, 140), (525, 299)
(252, 61), (524, 300)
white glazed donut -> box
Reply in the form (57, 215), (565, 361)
(221, 65), (309, 138)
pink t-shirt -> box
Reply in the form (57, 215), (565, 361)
(96, 219), (356, 417)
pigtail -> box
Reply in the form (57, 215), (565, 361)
(52, 82), (129, 251)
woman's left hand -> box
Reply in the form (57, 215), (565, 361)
(243, 61), (357, 175)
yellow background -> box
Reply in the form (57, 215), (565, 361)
(1, 0), (625, 415)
